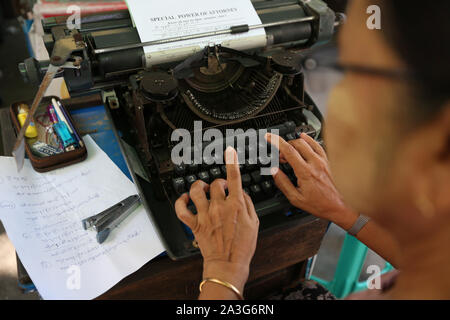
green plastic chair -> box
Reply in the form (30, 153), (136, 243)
(310, 233), (394, 298)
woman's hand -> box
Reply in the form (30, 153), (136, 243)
(175, 147), (259, 297)
(266, 132), (358, 229)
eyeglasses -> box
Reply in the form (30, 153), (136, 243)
(301, 53), (418, 97)
(302, 54), (416, 83)
(332, 63), (416, 81)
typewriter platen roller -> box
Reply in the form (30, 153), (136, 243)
(21, 0), (342, 259)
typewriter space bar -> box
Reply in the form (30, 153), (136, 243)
(254, 197), (291, 217)
(186, 197), (291, 217)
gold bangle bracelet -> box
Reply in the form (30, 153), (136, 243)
(199, 278), (244, 300)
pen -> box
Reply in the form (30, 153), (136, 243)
(55, 100), (84, 148)
(51, 98), (71, 132)
(48, 102), (76, 151)
(47, 104), (58, 124)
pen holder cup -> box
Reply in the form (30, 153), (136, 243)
(9, 96), (87, 172)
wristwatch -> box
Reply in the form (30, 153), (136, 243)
(347, 214), (371, 236)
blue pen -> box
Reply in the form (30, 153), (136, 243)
(56, 100), (84, 148)
(48, 103), (76, 151)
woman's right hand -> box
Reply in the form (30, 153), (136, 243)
(174, 147), (259, 298)
(265, 132), (358, 229)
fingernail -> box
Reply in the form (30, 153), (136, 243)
(270, 167), (279, 175)
(225, 146), (236, 164)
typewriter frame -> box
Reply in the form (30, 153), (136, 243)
(104, 61), (325, 260)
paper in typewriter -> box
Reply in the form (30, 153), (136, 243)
(126, 0), (267, 65)
(0, 136), (164, 299)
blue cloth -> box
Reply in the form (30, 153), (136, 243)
(69, 105), (132, 180)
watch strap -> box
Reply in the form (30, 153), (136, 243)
(348, 214), (370, 236)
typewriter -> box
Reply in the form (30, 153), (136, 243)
(20, 0), (342, 259)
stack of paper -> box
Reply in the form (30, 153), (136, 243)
(0, 136), (164, 299)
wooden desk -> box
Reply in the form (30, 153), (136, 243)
(99, 215), (327, 299)
(0, 106), (328, 299)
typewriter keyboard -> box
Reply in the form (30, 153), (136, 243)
(170, 121), (317, 217)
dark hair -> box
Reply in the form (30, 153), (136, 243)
(380, 1), (450, 111)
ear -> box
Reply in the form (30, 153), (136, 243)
(426, 103), (450, 218)
(399, 103), (450, 219)
(435, 103), (450, 161)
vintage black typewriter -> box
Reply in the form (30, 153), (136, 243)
(19, 0), (343, 259)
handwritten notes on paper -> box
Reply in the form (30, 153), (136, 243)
(126, 0), (266, 65)
(0, 136), (164, 299)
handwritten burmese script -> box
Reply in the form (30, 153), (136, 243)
(0, 136), (164, 299)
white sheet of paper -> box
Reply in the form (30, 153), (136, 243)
(127, 0), (266, 62)
(0, 136), (164, 300)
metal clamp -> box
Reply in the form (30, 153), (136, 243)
(82, 194), (141, 244)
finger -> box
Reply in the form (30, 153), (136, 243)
(174, 193), (197, 230)
(289, 138), (319, 163)
(225, 146), (244, 199)
(242, 193), (259, 252)
(300, 133), (327, 158)
(243, 192), (258, 221)
(210, 179), (227, 202)
(266, 133), (308, 173)
(278, 152), (287, 163)
(189, 180), (210, 213)
(271, 167), (304, 205)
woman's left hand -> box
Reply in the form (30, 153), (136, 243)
(265, 132), (355, 226)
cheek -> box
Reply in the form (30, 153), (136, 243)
(324, 80), (380, 213)
(375, 132), (440, 233)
